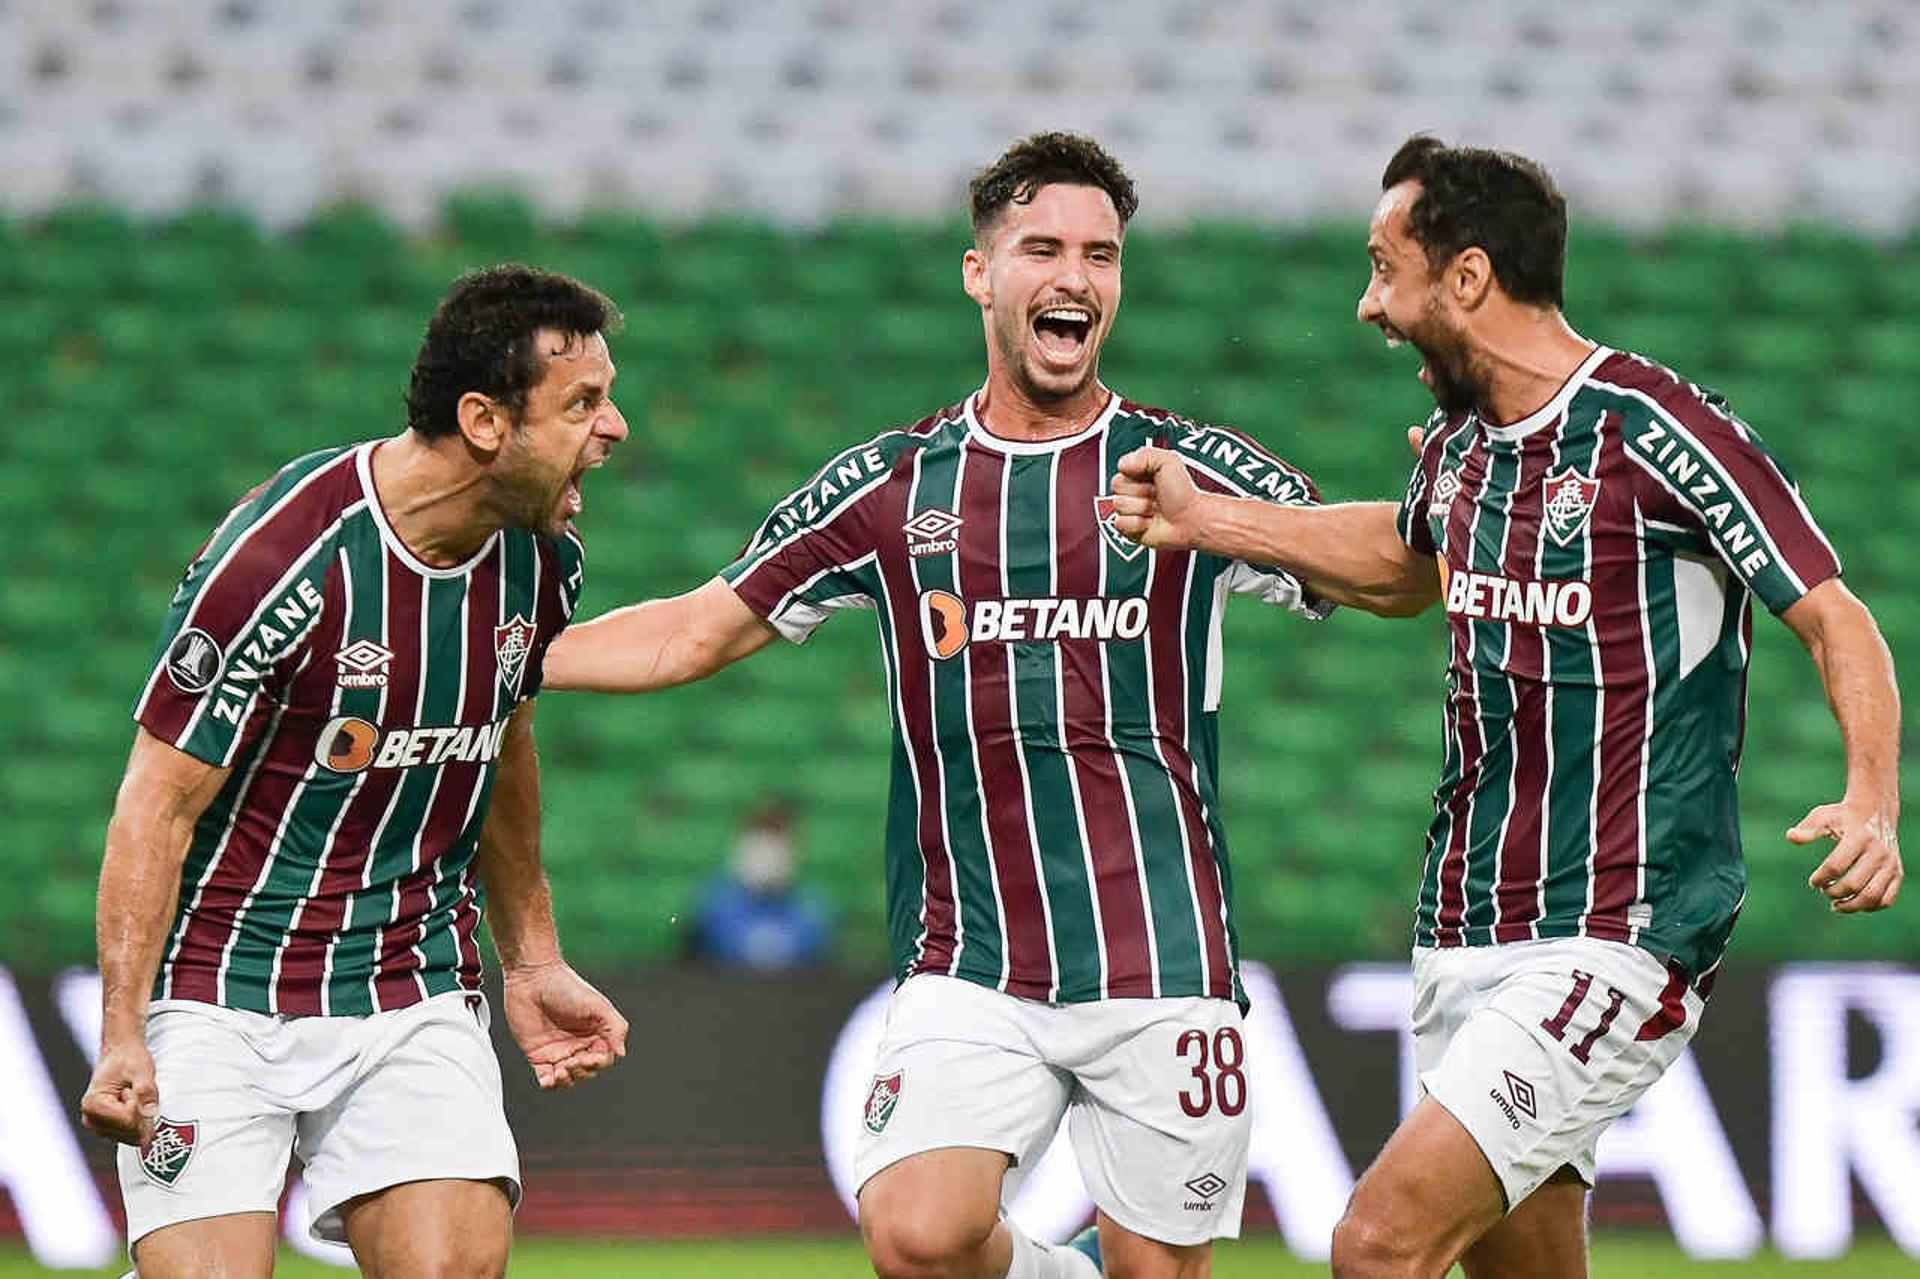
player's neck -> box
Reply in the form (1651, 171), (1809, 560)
(976, 373), (1111, 443)
(368, 433), (501, 568)
(1473, 310), (1597, 427)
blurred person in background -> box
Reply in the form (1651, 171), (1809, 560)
(1108, 135), (1903, 1279)
(686, 798), (834, 969)
(79, 266), (632, 1278)
(543, 132), (1337, 1279)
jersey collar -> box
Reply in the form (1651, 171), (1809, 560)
(1479, 345), (1613, 444)
(356, 441), (502, 579)
(964, 387), (1121, 455)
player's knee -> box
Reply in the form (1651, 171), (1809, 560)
(411, 1230), (508, 1279)
(861, 1200), (995, 1279)
(1330, 1203), (1420, 1279)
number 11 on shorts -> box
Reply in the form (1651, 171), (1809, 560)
(1540, 969), (1627, 1064)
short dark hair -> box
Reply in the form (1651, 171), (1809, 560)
(968, 132), (1138, 244)
(406, 264), (621, 438)
(1381, 134), (1567, 309)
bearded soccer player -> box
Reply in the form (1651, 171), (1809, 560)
(1109, 136), (1903, 1278)
(542, 133), (1329, 1279)
(79, 266), (632, 1277)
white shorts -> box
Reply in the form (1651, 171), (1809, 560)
(118, 991), (521, 1248)
(1412, 937), (1703, 1211)
(854, 974), (1250, 1246)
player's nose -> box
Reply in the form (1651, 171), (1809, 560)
(599, 400), (630, 442)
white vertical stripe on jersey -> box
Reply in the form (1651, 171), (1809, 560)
(954, 446), (1012, 989)
(1144, 546), (1211, 996)
(1483, 444), (1525, 942)
(1103, 428), (1161, 995)
(1629, 501), (1658, 945)
(998, 453), (1059, 1000)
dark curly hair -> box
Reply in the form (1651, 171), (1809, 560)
(1382, 134), (1567, 309)
(407, 264), (621, 439)
(968, 132), (1139, 245)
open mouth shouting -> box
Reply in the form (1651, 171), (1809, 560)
(1030, 302), (1096, 372)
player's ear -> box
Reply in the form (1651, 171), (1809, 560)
(962, 246), (991, 310)
(456, 391), (511, 455)
(1450, 247), (1494, 310)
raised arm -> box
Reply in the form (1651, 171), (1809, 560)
(81, 729), (230, 1145)
(1110, 445), (1440, 617)
(1780, 578), (1903, 913)
(478, 699), (629, 1088)
(541, 576), (780, 693)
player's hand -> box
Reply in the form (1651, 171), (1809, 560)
(502, 961), (629, 1090)
(80, 1037), (159, 1147)
(1791, 799), (1902, 913)
(1408, 425), (1425, 455)
(1110, 446), (1208, 550)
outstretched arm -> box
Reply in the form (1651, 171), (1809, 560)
(1109, 445), (1440, 617)
(542, 576), (780, 693)
(1780, 578), (1903, 913)
(81, 730), (229, 1145)
(479, 700), (630, 1089)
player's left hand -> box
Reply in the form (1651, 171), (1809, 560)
(1110, 446), (1208, 549)
(1790, 798), (1902, 913)
(502, 961), (630, 1090)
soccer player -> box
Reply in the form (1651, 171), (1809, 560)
(1108, 136), (1903, 1277)
(541, 133), (1330, 1279)
(79, 266), (633, 1278)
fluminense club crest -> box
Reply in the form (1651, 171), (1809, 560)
(495, 614), (537, 696)
(864, 1070), (904, 1134)
(1094, 495), (1146, 561)
(1542, 468), (1601, 548)
(140, 1116), (197, 1188)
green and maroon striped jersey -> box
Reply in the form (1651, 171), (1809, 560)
(133, 441), (584, 1016)
(722, 391), (1329, 1006)
(1396, 346), (1843, 979)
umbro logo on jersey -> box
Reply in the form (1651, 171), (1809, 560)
(164, 628), (222, 693)
(918, 591), (1150, 660)
(1542, 468), (1601, 547)
(1428, 468), (1461, 518)
(1094, 495), (1146, 561)
(1445, 570), (1593, 628)
(495, 614), (536, 697)
(335, 639), (393, 689)
(315, 714), (513, 773)
(903, 507), (963, 557)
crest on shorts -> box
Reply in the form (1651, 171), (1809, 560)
(495, 614), (537, 696)
(864, 1071), (904, 1134)
(139, 1116), (198, 1188)
(1094, 495), (1146, 561)
(1541, 468), (1601, 547)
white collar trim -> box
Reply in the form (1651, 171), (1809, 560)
(1480, 345), (1612, 443)
(356, 440), (501, 579)
(964, 387), (1120, 454)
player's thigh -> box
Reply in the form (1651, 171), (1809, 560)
(1418, 940), (1701, 1211)
(852, 975), (1072, 1203)
(1096, 1208), (1213, 1279)
(1338, 1095), (1506, 1273)
(338, 1176), (512, 1279)
(858, 1145), (1012, 1263)
(118, 1005), (297, 1257)
(1065, 995), (1250, 1246)
(129, 1211), (278, 1279)
(1461, 1170), (1589, 1279)
(296, 992), (520, 1246)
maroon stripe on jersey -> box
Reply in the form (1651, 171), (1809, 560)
(135, 453), (357, 747)
(1144, 545), (1232, 999)
(732, 486), (889, 621)
(374, 547), (504, 1008)
(1588, 417), (1649, 941)
(876, 455), (958, 976)
(958, 443), (1052, 998)
(1492, 446), (1554, 942)
(1601, 353), (1839, 586)
(276, 559), (425, 1010)
(1433, 435), (1493, 944)
(1054, 434), (1153, 995)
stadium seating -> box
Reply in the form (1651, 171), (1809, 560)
(2, 200), (1913, 969)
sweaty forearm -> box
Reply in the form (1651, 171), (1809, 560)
(1196, 496), (1438, 615)
(95, 803), (194, 1043)
(542, 578), (777, 694)
(476, 707), (563, 972)
(1806, 593), (1902, 814)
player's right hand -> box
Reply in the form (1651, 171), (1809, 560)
(1110, 446), (1204, 549)
(80, 1038), (159, 1147)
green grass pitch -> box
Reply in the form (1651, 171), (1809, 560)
(9, 1234), (1915, 1276)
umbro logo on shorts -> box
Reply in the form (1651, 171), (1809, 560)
(1182, 1171), (1228, 1210)
(1489, 1069), (1538, 1130)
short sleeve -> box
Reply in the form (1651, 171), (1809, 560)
(1395, 410), (1452, 556)
(1171, 422), (1331, 619)
(521, 527), (586, 699)
(1624, 393), (1842, 614)
(720, 443), (894, 643)
(134, 508), (332, 767)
